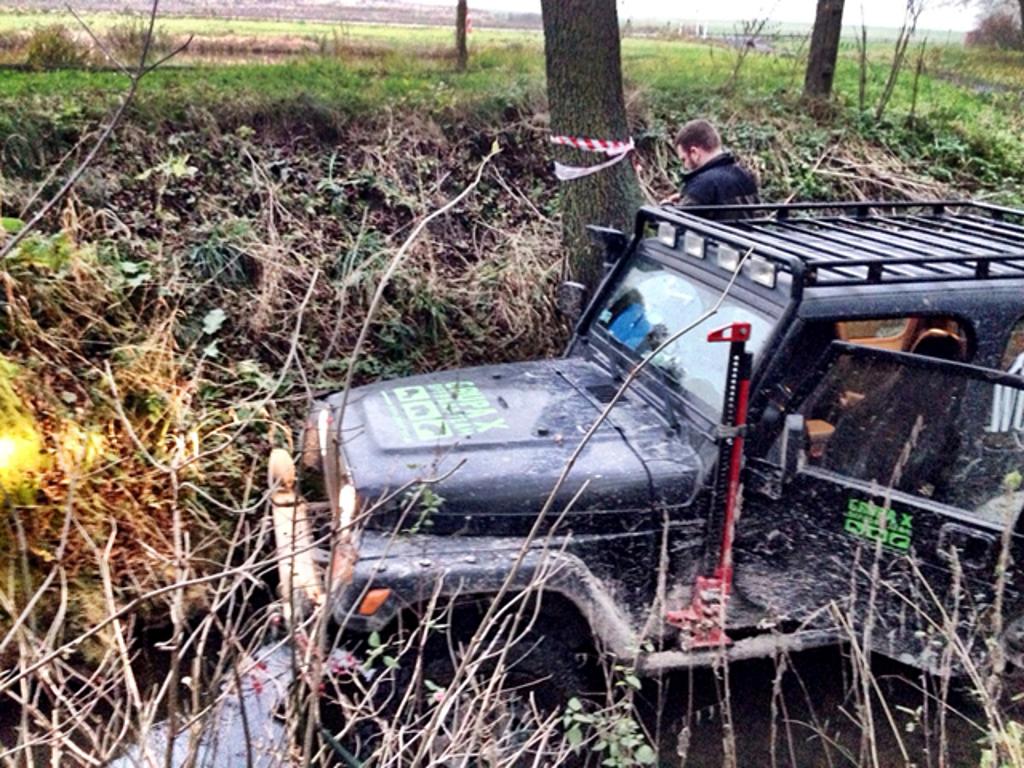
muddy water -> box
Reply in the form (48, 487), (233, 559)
(0, 643), (988, 766)
(642, 647), (985, 767)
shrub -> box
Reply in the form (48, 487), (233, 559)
(24, 25), (90, 71)
(967, 11), (1024, 50)
(0, 30), (26, 55)
(104, 18), (172, 65)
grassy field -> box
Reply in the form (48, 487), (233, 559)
(0, 7), (969, 41)
(1, 15), (1019, 200)
(927, 43), (1024, 90)
(0, 16), (1016, 126)
(0, 9), (539, 43)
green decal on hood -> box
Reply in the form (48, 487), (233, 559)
(844, 497), (912, 552)
(380, 381), (509, 444)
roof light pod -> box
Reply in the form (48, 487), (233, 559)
(716, 244), (741, 272)
(743, 255), (777, 288)
(684, 231), (705, 259)
(657, 222), (678, 247)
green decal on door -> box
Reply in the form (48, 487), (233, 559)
(380, 381), (509, 444)
(844, 498), (913, 552)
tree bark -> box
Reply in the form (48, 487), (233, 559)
(541, 0), (640, 291)
(803, 0), (845, 100)
(455, 0), (468, 72)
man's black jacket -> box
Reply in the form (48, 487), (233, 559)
(679, 152), (759, 216)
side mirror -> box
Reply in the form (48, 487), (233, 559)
(759, 403), (783, 431)
(780, 413), (806, 480)
(556, 281), (588, 323)
(586, 225), (628, 267)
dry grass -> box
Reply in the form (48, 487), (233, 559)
(0, 106), (564, 656)
(0, 116), (578, 764)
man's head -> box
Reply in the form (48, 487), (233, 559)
(674, 119), (723, 172)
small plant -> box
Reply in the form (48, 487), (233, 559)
(315, 26), (351, 58)
(187, 226), (253, 286)
(6, 232), (81, 274)
(24, 25), (89, 71)
(404, 484), (444, 534)
(874, 0), (927, 120)
(104, 18), (172, 65)
(723, 16), (776, 93)
(982, 720), (1024, 767)
(562, 666), (657, 766)
(364, 629), (400, 672)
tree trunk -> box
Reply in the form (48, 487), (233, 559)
(455, 0), (468, 72)
(541, 0), (640, 291)
(803, 0), (845, 100)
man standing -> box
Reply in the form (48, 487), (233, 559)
(660, 119), (759, 214)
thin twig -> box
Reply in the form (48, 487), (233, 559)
(66, 4), (131, 75)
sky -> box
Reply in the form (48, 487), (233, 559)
(429, 0), (979, 33)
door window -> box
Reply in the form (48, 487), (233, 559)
(798, 345), (1024, 526)
(1002, 317), (1024, 371)
(838, 318), (914, 350)
(742, 345), (1023, 660)
(836, 316), (967, 358)
(993, 317), (1024, 434)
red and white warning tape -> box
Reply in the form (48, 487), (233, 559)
(550, 133), (635, 181)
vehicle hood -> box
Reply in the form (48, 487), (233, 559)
(322, 358), (701, 535)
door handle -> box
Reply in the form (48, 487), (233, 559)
(937, 523), (997, 570)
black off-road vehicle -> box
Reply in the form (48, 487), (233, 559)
(272, 200), (1024, 699)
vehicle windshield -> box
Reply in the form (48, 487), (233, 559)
(594, 253), (775, 412)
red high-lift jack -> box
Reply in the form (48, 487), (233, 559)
(666, 321), (753, 649)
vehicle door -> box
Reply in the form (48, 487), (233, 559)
(735, 342), (1024, 672)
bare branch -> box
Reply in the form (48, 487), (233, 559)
(66, 4), (131, 75)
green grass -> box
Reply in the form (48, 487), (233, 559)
(0, 41), (544, 110)
(0, 33), (1015, 121)
(0, 13), (548, 114)
(925, 43), (1024, 89)
(0, 19), (1021, 200)
(625, 37), (1020, 124)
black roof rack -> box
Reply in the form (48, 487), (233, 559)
(639, 200), (1024, 295)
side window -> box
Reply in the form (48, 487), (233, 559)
(804, 318), (968, 458)
(838, 318), (914, 351)
(836, 316), (968, 360)
(799, 349), (1024, 526)
(993, 316), (1024, 434)
(1002, 317), (1024, 372)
